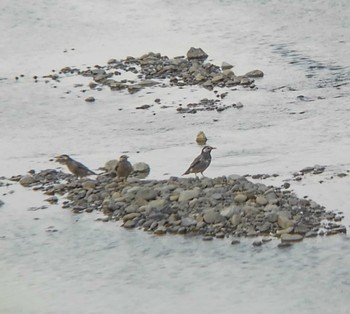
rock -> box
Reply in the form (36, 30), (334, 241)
(203, 209), (225, 224)
(82, 180), (96, 190)
(256, 195), (268, 206)
(181, 217), (197, 227)
(234, 193), (247, 203)
(123, 220), (137, 228)
(44, 196), (58, 204)
(221, 62), (233, 70)
(220, 207), (235, 218)
(231, 239), (240, 245)
(135, 188), (158, 201)
(123, 213), (140, 222)
(203, 236), (214, 241)
(0, 199), (4, 207)
(103, 159), (118, 173)
(178, 188), (200, 202)
(19, 175), (36, 187)
(252, 240), (263, 247)
(280, 233), (304, 242)
(277, 242), (293, 249)
(85, 96), (95, 102)
(196, 131), (207, 145)
(277, 211), (294, 229)
(132, 162), (150, 179)
(230, 214), (241, 227)
(245, 69), (264, 78)
(186, 47), (208, 60)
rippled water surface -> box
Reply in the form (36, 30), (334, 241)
(1, 0), (350, 313)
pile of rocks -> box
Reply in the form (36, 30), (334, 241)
(12, 169), (346, 243)
(45, 47), (263, 94)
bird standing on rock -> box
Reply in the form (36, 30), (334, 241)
(182, 146), (216, 178)
(55, 154), (96, 177)
(115, 155), (133, 181)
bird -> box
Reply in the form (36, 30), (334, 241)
(55, 154), (96, 177)
(182, 146), (216, 177)
(115, 155), (133, 181)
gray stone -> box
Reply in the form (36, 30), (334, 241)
(203, 236), (214, 241)
(19, 175), (36, 187)
(123, 220), (137, 228)
(181, 217), (197, 227)
(0, 199), (4, 207)
(131, 162), (150, 179)
(266, 212), (278, 223)
(280, 233), (304, 242)
(85, 96), (95, 102)
(136, 188), (158, 201)
(82, 180), (96, 190)
(186, 47), (208, 60)
(203, 209), (225, 224)
(104, 159), (118, 173)
(178, 188), (200, 202)
(220, 207), (235, 218)
(256, 195), (268, 206)
(123, 213), (140, 222)
(234, 193), (247, 203)
(245, 69), (264, 78)
(294, 224), (311, 234)
(221, 62), (233, 70)
(230, 214), (241, 227)
(277, 211), (294, 229)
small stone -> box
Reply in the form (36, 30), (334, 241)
(231, 239), (240, 245)
(203, 236), (214, 241)
(123, 220), (137, 228)
(215, 232), (225, 239)
(85, 96), (95, 102)
(234, 193), (247, 203)
(203, 209), (225, 224)
(196, 131), (207, 145)
(277, 242), (293, 249)
(123, 213), (140, 222)
(245, 69), (264, 78)
(277, 211), (294, 229)
(221, 62), (233, 70)
(230, 214), (241, 227)
(82, 181), (95, 190)
(19, 175), (36, 187)
(256, 195), (268, 206)
(178, 188), (200, 202)
(186, 47), (208, 60)
(154, 226), (166, 235)
(280, 233), (304, 242)
(252, 240), (263, 247)
(44, 196), (58, 204)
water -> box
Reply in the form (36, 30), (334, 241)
(1, 0), (350, 313)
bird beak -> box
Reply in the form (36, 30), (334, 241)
(211, 147), (217, 149)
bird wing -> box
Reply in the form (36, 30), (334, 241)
(183, 154), (202, 174)
(76, 161), (96, 175)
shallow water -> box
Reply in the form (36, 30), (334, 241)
(1, 0), (350, 313)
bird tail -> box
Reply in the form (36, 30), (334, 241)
(182, 169), (190, 176)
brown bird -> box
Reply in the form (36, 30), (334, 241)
(115, 155), (133, 181)
(182, 146), (216, 178)
(55, 154), (96, 177)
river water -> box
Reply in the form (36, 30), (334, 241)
(1, 0), (350, 313)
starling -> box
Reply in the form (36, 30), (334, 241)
(182, 146), (216, 177)
(115, 155), (133, 181)
(55, 154), (96, 177)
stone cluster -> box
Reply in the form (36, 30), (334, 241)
(53, 47), (263, 94)
(12, 169), (346, 243)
